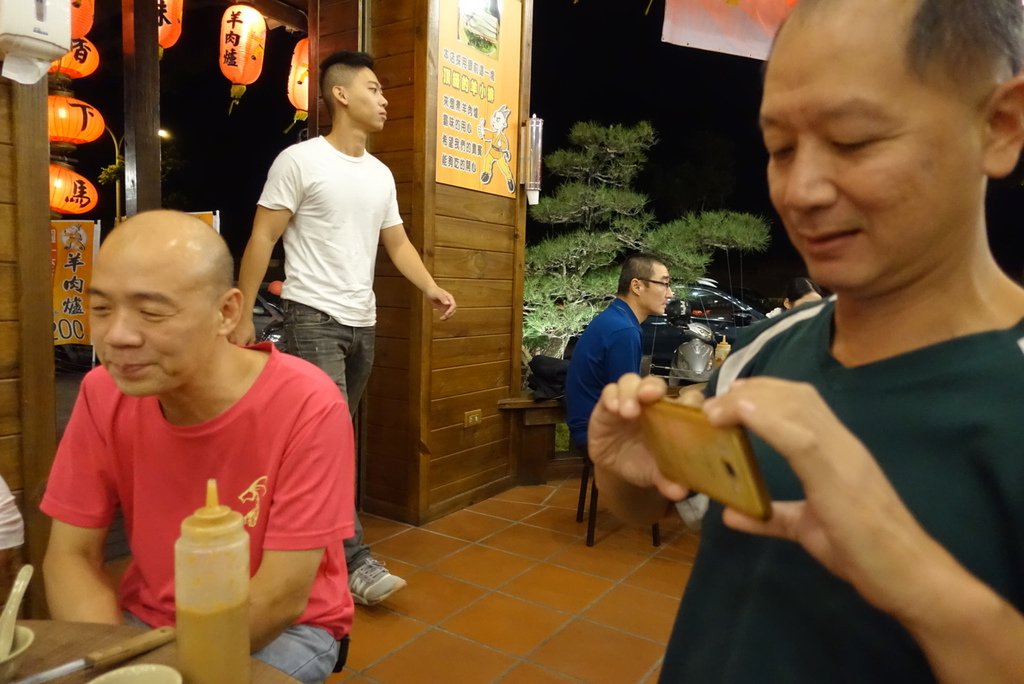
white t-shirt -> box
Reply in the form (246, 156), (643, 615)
(258, 136), (403, 327)
(0, 476), (23, 550)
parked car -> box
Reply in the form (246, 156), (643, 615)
(642, 280), (767, 382)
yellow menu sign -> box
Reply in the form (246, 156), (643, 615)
(51, 219), (100, 345)
(435, 0), (522, 197)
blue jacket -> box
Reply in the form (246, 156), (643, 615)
(564, 298), (642, 447)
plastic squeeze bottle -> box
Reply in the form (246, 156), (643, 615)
(175, 479), (251, 684)
(714, 337), (732, 368)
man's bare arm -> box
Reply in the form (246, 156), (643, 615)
(248, 548), (324, 651)
(43, 520), (122, 624)
(379, 224), (457, 320)
(229, 207), (293, 345)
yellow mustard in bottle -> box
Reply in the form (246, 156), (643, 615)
(175, 479), (251, 684)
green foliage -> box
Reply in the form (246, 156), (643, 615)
(524, 121), (771, 357)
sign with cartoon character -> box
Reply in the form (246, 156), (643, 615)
(51, 220), (101, 346)
(435, 0), (522, 197)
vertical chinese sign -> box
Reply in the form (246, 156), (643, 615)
(435, 0), (522, 197)
(51, 220), (100, 345)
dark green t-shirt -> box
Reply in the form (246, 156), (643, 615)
(661, 299), (1024, 683)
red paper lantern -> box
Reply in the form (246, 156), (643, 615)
(285, 38), (309, 131)
(70, 0), (95, 40)
(50, 37), (100, 79)
(49, 164), (99, 215)
(219, 5), (267, 113)
(158, 0), (185, 50)
(48, 95), (106, 145)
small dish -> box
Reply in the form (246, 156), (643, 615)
(0, 625), (35, 684)
(87, 663), (182, 684)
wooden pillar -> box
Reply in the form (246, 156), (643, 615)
(121, 0), (162, 215)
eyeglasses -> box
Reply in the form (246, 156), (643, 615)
(638, 278), (672, 289)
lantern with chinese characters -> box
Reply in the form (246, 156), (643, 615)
(284, 37), (309, 132)
(70, 0), (95, 40)
(49, 163), (99, 215)
(219, 5), (267, 113)
(48, 95), (105, 145)
(50, 37), (100, 79)
(158, 0), (185, 50)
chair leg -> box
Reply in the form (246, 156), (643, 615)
(586, 476), (599, 547)
(576, 458), (591, 523)
(652, 523), (661, 547)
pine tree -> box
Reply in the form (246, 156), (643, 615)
(524, 121), (770, 357)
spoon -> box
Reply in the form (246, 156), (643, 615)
(0, 564), (33, 660)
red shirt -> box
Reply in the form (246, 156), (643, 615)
(42, 344), (355, 639)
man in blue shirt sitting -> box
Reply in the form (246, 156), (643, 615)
(565, 254), (672, 446)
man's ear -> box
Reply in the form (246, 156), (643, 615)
(332, 84), (349, 107)
(982, 73), (1024, 179)
(219, 288), (244, 337)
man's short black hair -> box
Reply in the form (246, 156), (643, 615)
(617, 253), (665, 296)
(319, 51), (376, 117)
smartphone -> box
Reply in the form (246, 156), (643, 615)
(640, 399), (773, 520)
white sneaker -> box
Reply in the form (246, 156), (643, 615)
(675, 494), (709, 531)
(348, 558), (406, 606)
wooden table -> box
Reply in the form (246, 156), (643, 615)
(15, 620), (298, 683)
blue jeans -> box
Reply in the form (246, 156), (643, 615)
(125, 612), (345, 684)
(283, 300), (375, 570)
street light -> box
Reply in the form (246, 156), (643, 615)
(102, 127), (171, 224)
(104, 127), (123, 225)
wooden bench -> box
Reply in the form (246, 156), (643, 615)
(497, 395), (582, 485)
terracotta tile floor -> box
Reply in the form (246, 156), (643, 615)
(329, 475), (699, 683)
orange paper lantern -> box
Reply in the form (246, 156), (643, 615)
(219, 5), (267, 113)
(158, 0), (185, 50)
(284, 37), (309, 132)
(49, 164), (99, 215)
(70, 0), (95, 40)
(50, 37), (100, 79)
(48, 95), (106, 145)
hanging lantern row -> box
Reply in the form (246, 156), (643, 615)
(47, 95), (106, 145)
(49, 163), (99, 216)
(70, 0), (95, 41)
(159, 0), (185, 50)
(284, 37), (309, 132)
(50, 37), (100, 79)
(220, 4), (267, 113)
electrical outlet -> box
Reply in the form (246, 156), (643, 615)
(464, 409), (482, 427)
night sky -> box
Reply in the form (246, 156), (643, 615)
(67, 0), (1024, 294)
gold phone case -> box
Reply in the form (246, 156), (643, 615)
(641, 400), (772, 520)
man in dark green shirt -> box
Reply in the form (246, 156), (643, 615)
(587, 1), (1024, 681)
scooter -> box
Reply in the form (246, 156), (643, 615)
(253, 281), (287, 351)
(658, 299), (716, 385)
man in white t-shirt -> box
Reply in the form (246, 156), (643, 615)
(231, 51), (457, 606)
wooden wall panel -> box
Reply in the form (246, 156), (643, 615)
(0, 379), (18, 436)
(374, 53), (415, 89)
(0, 204), (15, 262)
(373, 118), (415, 153)
(371, 21), (415, 58)
(378, 84), (414, 124)
(426, 415), (507, 457)
(432, 246), (514, 279)
(0, 265), (17, 320)
(374, 276), (414, 308)
(432, 307), (511, 339)
(372, 0), (415, 25)
(366, 395), (411, 432)
(429, 387), (508, 426)
(431, 361), (510, 398)
(0, 322), (18, 379)
(319, 0), (357, 34)
(375, 306), (412, 337)
(0, 145), (13, 204)
(319, 31), (358, 56)
(428, 463), (509, 509)
(0, 435), (20, 489)
(0, 91), (10, 143)
(430, 442), (507, 487)
(435, 278), (512, 308)
(434, 215), (515, 252)
(431, 334), (511, 370)
(436, 184), (516, 225)
(374, 336), (410, 369)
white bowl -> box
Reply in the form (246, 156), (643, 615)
(87, 663), (182, 684)
(0, 625), (35, 684)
